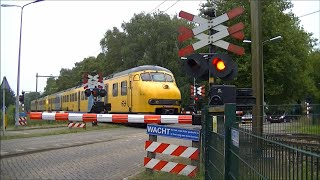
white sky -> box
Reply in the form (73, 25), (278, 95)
(1, 0), (319, 95)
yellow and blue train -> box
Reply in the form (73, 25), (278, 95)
(31, 65), (181, 114)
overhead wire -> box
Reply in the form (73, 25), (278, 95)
(149, 0), (167, 13)
(163, 0), (181, 13)
(298, 10), (320, 18)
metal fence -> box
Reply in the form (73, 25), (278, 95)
(202, 104), (320, 180)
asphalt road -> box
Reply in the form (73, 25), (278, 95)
(0, 124), (196, 180)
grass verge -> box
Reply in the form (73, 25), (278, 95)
(129, 157), (204, 180)
(0, 123), (120, 140)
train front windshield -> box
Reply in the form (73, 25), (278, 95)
(140, 72), (174, 82)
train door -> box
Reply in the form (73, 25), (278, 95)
(104, 84), (109, 104)
(77, 91), (81, 112)
(120, 79), (130, 113)
(127, 75), (133, 112)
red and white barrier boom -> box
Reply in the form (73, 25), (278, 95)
(29, 112), (192, 124)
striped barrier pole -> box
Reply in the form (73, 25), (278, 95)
(68, 122), (86, 129)
(144, 140), (199, 177)
(144, 157), (197, 177)
(19, 112), (27, 126)
(19, 116), (27, 126)
(28, 112), (192, 124)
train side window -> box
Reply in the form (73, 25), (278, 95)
(113, 83), (118, 97)
(81, 91), (84, 100)
(105, 84), (109, 96)
(133, 74), (140, 81)
(165, 74), (174, 82)
(121, 81), (127, 96)
(75, 93), (77, 101)
(141, 73), (151, 81)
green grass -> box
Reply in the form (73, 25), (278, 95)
(129, 157), (204, 180)
(286, 116), (320, 135)
(130, 171), (203, 180)
(0, 123), (120, 140)
(296, 124), (320, 134)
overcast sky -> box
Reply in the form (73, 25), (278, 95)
(1, 0), (319, 95)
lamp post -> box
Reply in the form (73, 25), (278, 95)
(243, 35), (283, 130)
(1, 0), (44, 126)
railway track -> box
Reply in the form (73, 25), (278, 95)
(266, 133), (320, 152)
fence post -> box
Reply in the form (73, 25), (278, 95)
(201, 106), (209, 179)
(146, 134), (157, 174)
(191, 132), (200, 170)
(224, 103), (237, 179)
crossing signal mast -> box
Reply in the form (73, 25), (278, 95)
(18, 91), (25, 104)
(178, 7), (244, 82)
(178, 6), (255, 110)
(82, 72), (111, 116)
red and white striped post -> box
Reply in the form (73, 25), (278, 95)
(144, 140), (199, 176)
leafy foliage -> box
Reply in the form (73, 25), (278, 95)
(40, 0), (319, 107)
(0, 89), (15, 109)
(200, 0), (318, 104)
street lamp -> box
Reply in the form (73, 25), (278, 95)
(1, 0), (44, 126)
(243, 36), (283, 44)
(243, 35), (282, 124)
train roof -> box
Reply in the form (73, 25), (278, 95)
(33, 65), (172, 101)
(105, 65), (172, 80)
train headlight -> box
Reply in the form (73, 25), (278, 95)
(163, 84), (169, 89)
(149, 99), (156, 105)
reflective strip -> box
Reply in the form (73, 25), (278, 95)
(97, 114), (112, 122)
(178, 165), (197, 176)
(68, 122), (86, 128)
(143, 115), (161, 124)
(55, 113), (69, 121)
(162, 144), (178, 155)
(112, 114), (128, 123)
(83, 114), (97, 122)
(145, 141), (161, 152)
(160, 115), (178, 124)
(42, 112), (56, 120)
(179, 147), (198, 159)
(127, 114), (145, 123)
(68, 113), (83, 122)
(178, 115), (192, 124)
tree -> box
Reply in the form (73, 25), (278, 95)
(24, 92), (40, 112)
(42, 0), (317, 107)
(200, 0), (317, 104)
(0, 89), (15, 109)
(307, 49), (320, 102)
(0, 77), (15, 109)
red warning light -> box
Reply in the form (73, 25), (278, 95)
(212, 58), (226, 71)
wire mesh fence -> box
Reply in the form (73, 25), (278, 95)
(204, 104), (320, 179)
